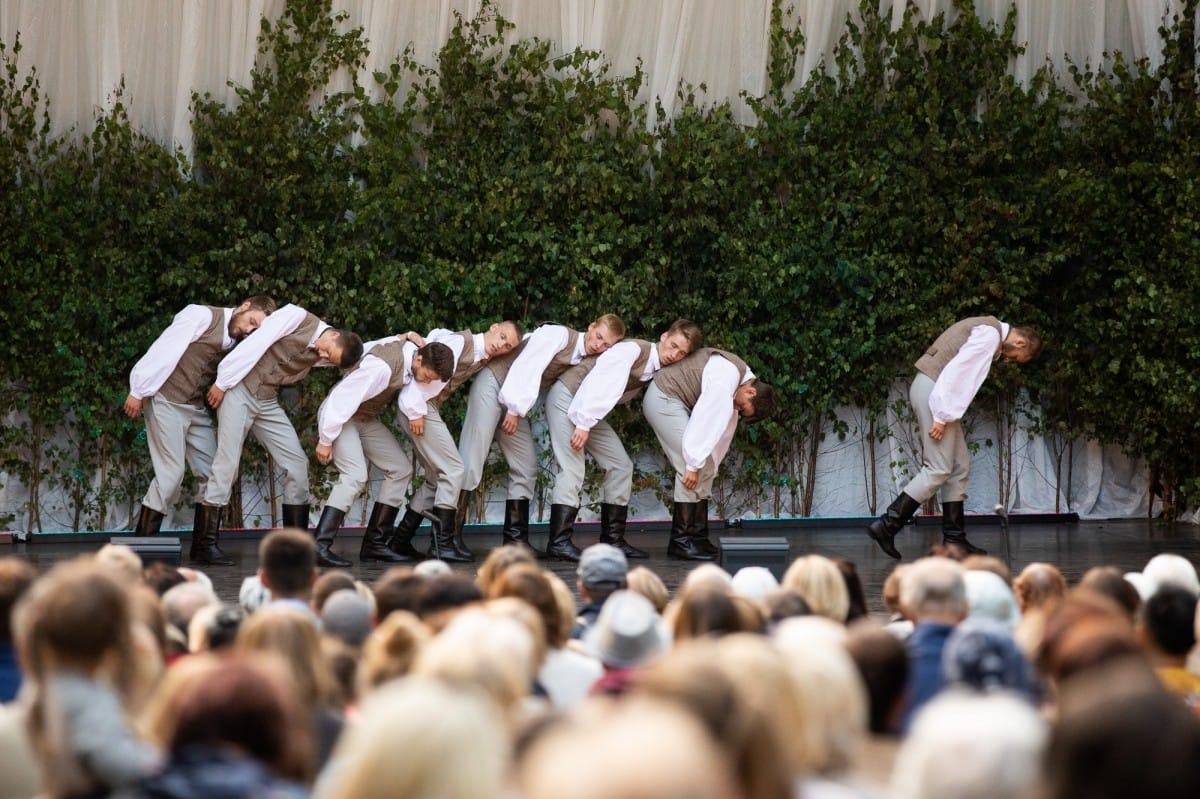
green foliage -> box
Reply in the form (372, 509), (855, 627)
(5, 0), (1200, 527)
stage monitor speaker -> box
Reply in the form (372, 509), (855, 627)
(109, 536), (182, 567)
(719, 536), (790, 580)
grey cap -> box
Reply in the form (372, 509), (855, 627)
(585, 590), (669, 668)
(321, 589), (373, 647)
(577, 543), (629, 587)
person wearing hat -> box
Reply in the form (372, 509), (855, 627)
(310, 335), (454, 567)
(123, 296), (276, 538)
(572, 543), (629, 639)
(455, 315), (626, 554)
(866, 317), (1041, 560)
(642, 347), (777, 560)
(585, 589), (670, 696)
(544, 319), (704, 562)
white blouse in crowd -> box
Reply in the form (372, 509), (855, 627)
(567, 339), (662, 430)
(498, 324), (586, 417)
(127, 304), (235, 399)
(927, 321), (1010, 424)
(213, 303), (330, 392)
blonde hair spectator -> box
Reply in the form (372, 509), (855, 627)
(782, 554), (850, 623)
(626, 565), (669, 613)
(357, 610), (429, 696)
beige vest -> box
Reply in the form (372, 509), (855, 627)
(158, 307), (227, 409)
(431, 330), (481, 408)
(350, 341), (408, 422)
(488, 328), (582, 391)
(914, 316), (1002, 380)
(241, 312), (322, 400)
(653, 348), (749, 412)
(558, 340), (652, 396)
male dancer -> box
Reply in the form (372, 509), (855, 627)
(192, 303), (363, 566)
(543, 319), (703, 561)
(456, 314), (625, 552)
(866, 316), (1041, 559)
(311, 335), (454, 567)
(387, 321), (521, 562)
(123, 296), (275, 536)
(643, 348), (777, 560)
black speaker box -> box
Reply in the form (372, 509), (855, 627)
(718, 536), (791, 580)
(108, 536), (182, 566)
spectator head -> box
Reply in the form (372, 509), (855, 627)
(312, 569), (357, 612)
(0, 556), (37, 645)
(324, 677), (508, 799)
(963, 569), (1020, 630)
(890, 691), (1046, 799)
(626, 565), (669, 613)
(1137, 584), (1198, 661)
(476, 544), (536, 595)
(1078, 566), (1141, 621)
(321, 589), (375, 648)
(900, 557), (967, 625)
(782, 555), (850, 623)
(372, 567), (425, 620)
(577, 544), (628, 602)
(1012, 562), (1066, 614)
(94, 543), (143, 585)
(586, 590), (670, 670)
(729, 566), (779, 601)
(1142, 553), (1200, 597)
(845, 623), (909, 735)
(415, 574), (484, 633)
(357, 610), (430, 697)
(941, 620), (1039, 702)
(257, 528), (317, 601)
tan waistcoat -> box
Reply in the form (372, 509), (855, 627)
(914, 316), (1002, 380)
(430, 330), (481, 408)
(158, 306), (227, 408)
(557, 340), (652, 396)
(241, 312), (322, 400)
(652, 348), (749, 412)
(488, 328), (582, 392)
(350, 341), (408, 422)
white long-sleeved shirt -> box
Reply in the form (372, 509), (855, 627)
(128, 305), (233, 399)
(928, 321), (1009, 424)
(681, 355), (757, 471)
(567, 340), (661, 430)
(213, 304), (330, 391)
(317, 336), (419, 445)
(498, 324), (584, 416)
(393, 328), (481, 420)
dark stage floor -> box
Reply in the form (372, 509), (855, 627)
(7, 517), (1200, 615)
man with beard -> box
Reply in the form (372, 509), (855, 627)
(123, 296), (276, 538)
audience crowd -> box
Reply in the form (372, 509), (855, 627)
(1, 532), (1199, 799)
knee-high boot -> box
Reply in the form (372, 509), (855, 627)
(545, 504), (582, 562)
(313, 506), (352, 568)
(134, 505), (165, 538)
(865, 493), (920, 560)
(386, 507), (427, 561)
(690, 498), (719, 556)
(599, 503), (648, 559)
(502, 498), (545, 557)
(281, 503), (309, 530)
(190, 503), (233, 567)
(361, 502), (406, 562)
(667, 501), (714, 561)
(428, 506), (472, 562)
(940, 500), (986, 555)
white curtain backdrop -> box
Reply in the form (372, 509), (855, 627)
(0, 1), (1177, 529)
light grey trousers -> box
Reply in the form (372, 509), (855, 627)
(395, 404), (464, 511)
(140, 395), (217, 513)
(901, 372), (971, 503)
(203, 383), (310, 507)
(642, 383), (717, 502)
(458, 369), (539, 500)
(545, 381), (633, 508)
(325, 417), (413, 512)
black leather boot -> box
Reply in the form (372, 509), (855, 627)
(941, 500), (986, 555)
(313, 506), (352, 568)
(545, 504), (582, 562)
(428, 505), (472, 562)
(667, 501), (714, 561)
(448, 490), (476, 561)
(189, 503), (233, 566)
(360, 502), (405, 562)
(386, 507), (427, 561)
(865, 493), (920, 560)
(502, 498), (545, 557)
(281, 503), (309, 529)
(599, 503), (648, 559)
(690, 498), (719, 557)
(134, 505), (165, 538)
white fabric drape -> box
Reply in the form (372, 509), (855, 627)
(0, 1), (1186, 152)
